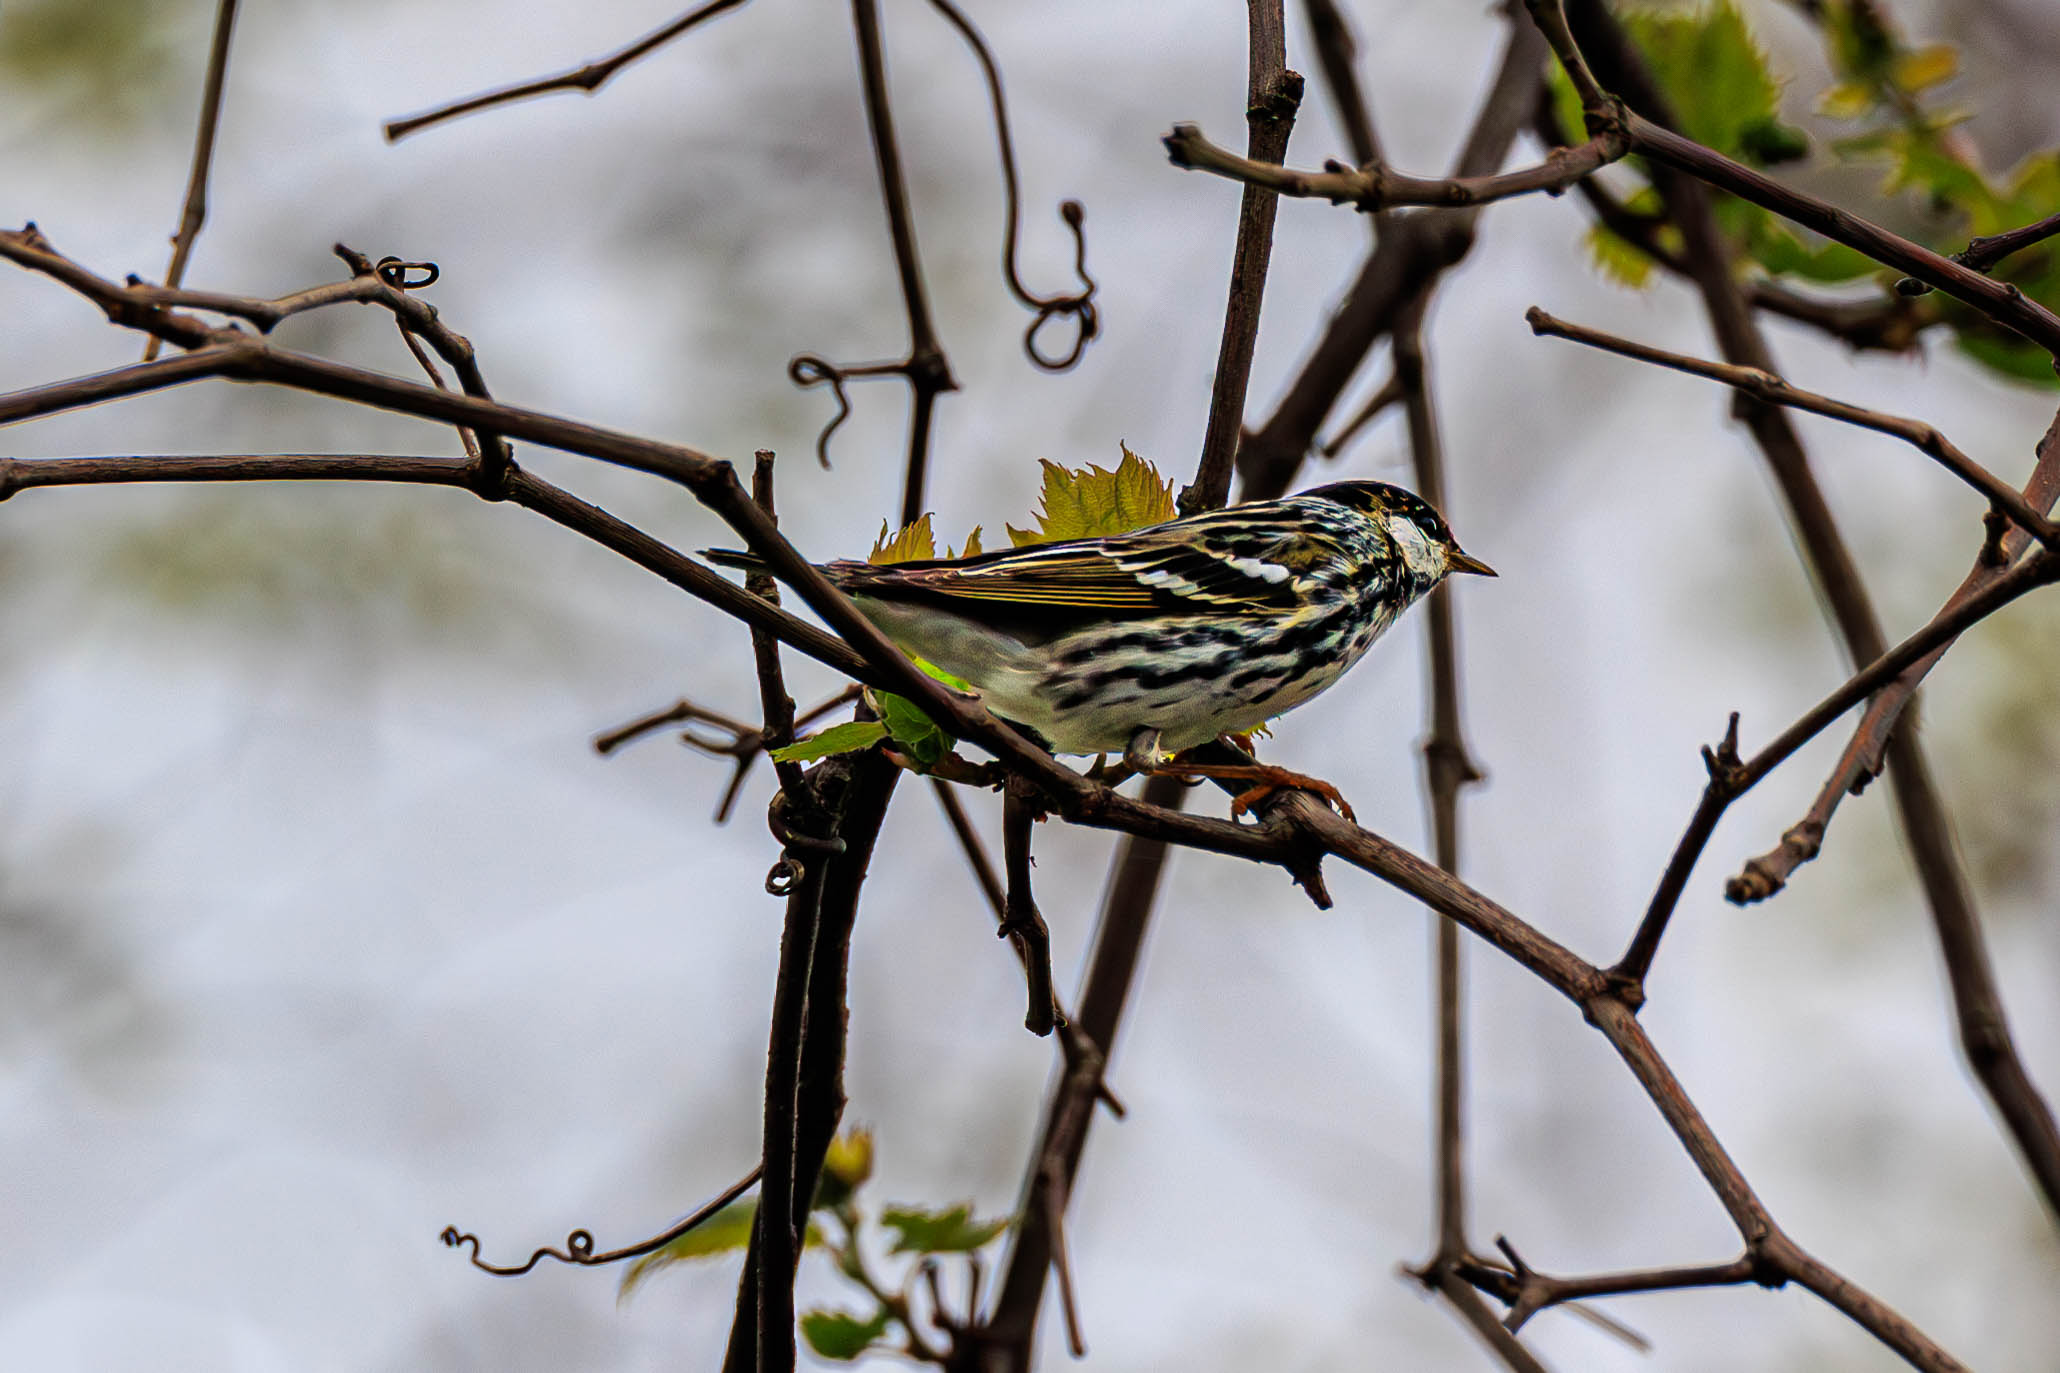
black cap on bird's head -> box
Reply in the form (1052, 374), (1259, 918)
(1303, 480), (1496, 578)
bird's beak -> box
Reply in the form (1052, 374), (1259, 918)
(1447, 548), (1497, 577)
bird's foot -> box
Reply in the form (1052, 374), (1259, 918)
(1149, 761), (1357, 824)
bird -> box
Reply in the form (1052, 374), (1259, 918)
(707, 479), (1493, 819)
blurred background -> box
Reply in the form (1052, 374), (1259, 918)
(4, 0), (2059, 1367)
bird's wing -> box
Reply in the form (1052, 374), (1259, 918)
(832, 528), (1309, 617)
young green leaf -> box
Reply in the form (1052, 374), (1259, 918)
(770, 720), (891, 763)
(874, 692), (949, 768)
(1621, 2), (1782, 161)
(869, 514), (937, 565)
(1585, 224), (1656, 289)
(1006, 444), (1177, 547)
(616, 1198), (760, 1301)
(799, 1308), (893, 1361)
(878, 1202), (1009, 1255)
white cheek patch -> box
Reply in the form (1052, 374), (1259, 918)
(1391, 522), (1442, 579)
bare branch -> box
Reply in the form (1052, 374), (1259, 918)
(1731, 409), (2060, 906)
(1897, 208), (2060, 295)
(1302, 0), (1381, 170)
(142, 0), (240, 364)
(383, 0), (752, 141)
(1000, 780), (1061, 1037)
(1177, 0), (1302, 516)
(1237, 19), (1548, 498)
(1164, 122), (1623, 214)
(1526, 306), (2060, 546)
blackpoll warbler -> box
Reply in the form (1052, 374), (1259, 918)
(712, 480), (1492, 812)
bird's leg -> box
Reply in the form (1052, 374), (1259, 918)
(1149, 756), (1358, 824)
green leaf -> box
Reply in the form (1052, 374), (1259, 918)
(1738, 115), (1809, 167)
(874, 692), (948, 768)
(1620, 1), (1782, 161)
(1953, 331), (2060, 388)
(1585, 224), (1656, 289)
(617, 1199), (760, 1301)
(916, 658), (975, 694)
(955, 525), (984, 559)
(1006, 444), (1176, 547)
(770, 720), (890, 763)
(1744, 220), (1879, 284)
(799, 1308), (893, 1361)
(878, 1202), (1009, 1255)
(869, 514), (937, 565)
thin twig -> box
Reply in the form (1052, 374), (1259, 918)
(1000, 779), (1060, 1037)
(1318, 370), (1403, 458)
(1558, 0), (2060, 1246)
(383, 0), (752, 141)
(1164, 122), (1622, 214)
(440, 1166), (762, 1276)
(1302, 0), (1381, 170)
(1459, 1238), (1760, 1337)
(932, 781), (1006, 919)
(1392, 302), (1484, 1268)
(850, 0), (958, 524)
(143, 0), (240, 364)
(1237, 20), (1548, 498)
(747, 450), (807, 800)
(1177, 0), (1301, 516)
(1897, 208), (2060, 295)
(1526, 307), (2059, 545)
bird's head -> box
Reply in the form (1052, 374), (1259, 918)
(1304, 480), (1496, 584)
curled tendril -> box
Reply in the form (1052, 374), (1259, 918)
(440, 1168), (762, 1278)
(767, 795), (846, 857)
(786, 355), (906, 468)
(440, 1226), (596, 1277)
(766, 856), (804, 896)
(374, 257), (441, 291)
(922, 0), (1098, 372)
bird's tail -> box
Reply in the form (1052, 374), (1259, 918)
(702, 548), (770, 575)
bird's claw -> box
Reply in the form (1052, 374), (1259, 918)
(1151, 761), (1357, 824)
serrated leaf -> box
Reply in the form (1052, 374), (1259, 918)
(1007, 445), (1177, 547)
(1621, 2), (1781, 161)
(770, 720), (890, 763)
(800, 1308), (893, 1360)
(617, 1199), (760, 1301)
(1585, 224), (1656, 289)
(955, 525), (983, 559)
(869, 515), (937, 565)
(1894, 44), (1958, 94)
(873, 692), (949, 768)
(879, 1203), (1009, 1255)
